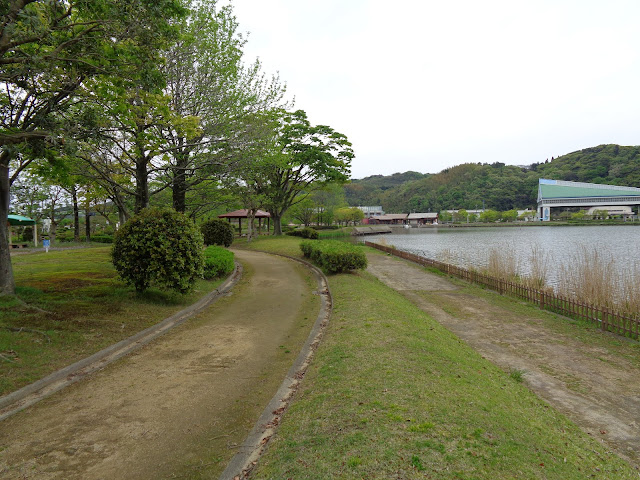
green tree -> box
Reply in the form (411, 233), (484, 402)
(257, 110), (353, 235)
(501, 209), (518, 222)
(439, 211), (452, 223)
(159, 0), (286, 214)
(570, 210), (586, 221)
(459, 209), (471, 223)
(289, 196), (316, 226)
(479, 210), (500, 223)
(0, 0), (185, 294)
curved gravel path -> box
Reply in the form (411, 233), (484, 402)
(0, 250), (325, 480)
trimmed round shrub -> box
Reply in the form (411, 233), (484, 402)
(112, 207), (204, 293)
(203, 245), (235, 279)
(201, 218), (234, 247)
(286, 227), (319, 239)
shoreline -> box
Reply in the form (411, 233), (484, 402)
(386, 220), (640, 229)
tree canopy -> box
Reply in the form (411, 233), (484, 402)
(254, 109), (354, 234)
(0, 0), (185, 294)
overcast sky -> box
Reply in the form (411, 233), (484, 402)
(226, 0), (640, 179)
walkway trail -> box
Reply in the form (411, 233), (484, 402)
(367, 252), (640, 469)
(0, 250), (320, 479)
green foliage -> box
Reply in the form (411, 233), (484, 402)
(300, 240), (367, 274)
(201, 219), (234, 247)
(501, 209), (518, 222)
(347, 144), (640, 214)
(255, 109), (354, 235)
(112, 207), (204, 293)
(286, 227), (319, 239)
(345, 171), (428, 206)
(202, 245), (235, 279)
(334, 206), (364, 225)
(479, 209), (501, 223)
(90, 235), (114, 244)
(56, 232), (113, 243)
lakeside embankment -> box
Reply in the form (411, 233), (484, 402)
(243, 236), (640, 478)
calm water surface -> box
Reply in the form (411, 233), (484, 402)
(365, 225), (640, 286)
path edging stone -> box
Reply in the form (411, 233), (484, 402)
(219, 253), (332, 480)
(0, 262), (243, 421)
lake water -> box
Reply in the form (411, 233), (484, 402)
(363, 225), (640, 287)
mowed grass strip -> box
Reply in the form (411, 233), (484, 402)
(0, 247), (223, 395)
(244, 237), (636, 479)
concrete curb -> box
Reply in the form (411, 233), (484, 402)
(0, 262), (243, 422)
(219, 253), (332, 480)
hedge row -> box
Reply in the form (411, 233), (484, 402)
(57, 234), (114, 243)
(286, 227), (319, 239)
(300, 240), (367, 274)
(203, 245), (235, 279)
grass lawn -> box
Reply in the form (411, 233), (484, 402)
(242, 236), (637, 479)
(0, 247), (223, 395)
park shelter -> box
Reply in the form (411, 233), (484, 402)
(7, 214), (38, 246)
(218, 209), (271, 235)
(369, 214), (407, 225)
(407, 212), (439, 225)
(537, 179), (640, 221)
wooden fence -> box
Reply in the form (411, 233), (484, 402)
(365, 241), (640, 340)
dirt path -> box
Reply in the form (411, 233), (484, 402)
(367, 253), (640, 468)
(0, 250), (320, 479)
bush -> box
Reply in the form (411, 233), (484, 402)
(90, 234), (113, 243)
(203, 245), (235, 279)
(21, 226), (33, 241)
(201, 218), (234, 247)
(300, 240), (367, 274)
(286, 227), (319, 239)
(112, 207), (204, 293)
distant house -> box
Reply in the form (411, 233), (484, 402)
(407, 212), (439, 225)
(369, 214), (407, 225)
(357, 206), (385, 218)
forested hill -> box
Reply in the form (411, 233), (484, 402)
(345, 144), (640, 213)
(344, 171), (429, 206)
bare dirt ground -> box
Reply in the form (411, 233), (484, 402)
(367, 252), (640, 469)
(0, 249), (319, 479)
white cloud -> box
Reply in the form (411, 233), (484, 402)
(228, 0), (640, 178)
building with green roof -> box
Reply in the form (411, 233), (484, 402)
(537, 179), (640, 221)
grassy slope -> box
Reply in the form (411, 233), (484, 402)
(243, 236), (636, 479)
(0, 247), (223, 395)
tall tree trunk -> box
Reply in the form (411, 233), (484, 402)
(118, 207), (127, 228)
(49, 202), (57, 244)
(72, 186), (80, 242)
(172, 154), (188, 213)
(111, 191), (129, 228)
(0, 152), (15, 294)
(134, 156), (149, 214)
(271, 211), (283, 235)
(246, 209), (256, 242)
(85, 202), (91, 242)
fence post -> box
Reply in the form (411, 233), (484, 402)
(539, 291), (544, 310)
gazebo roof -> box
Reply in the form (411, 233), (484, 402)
(218, 209), (271, 219)
(8, 214), (35, 225)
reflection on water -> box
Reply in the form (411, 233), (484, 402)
(364, 225), (640, 287)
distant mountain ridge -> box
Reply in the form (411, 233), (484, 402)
(345, 144), (640, 213)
